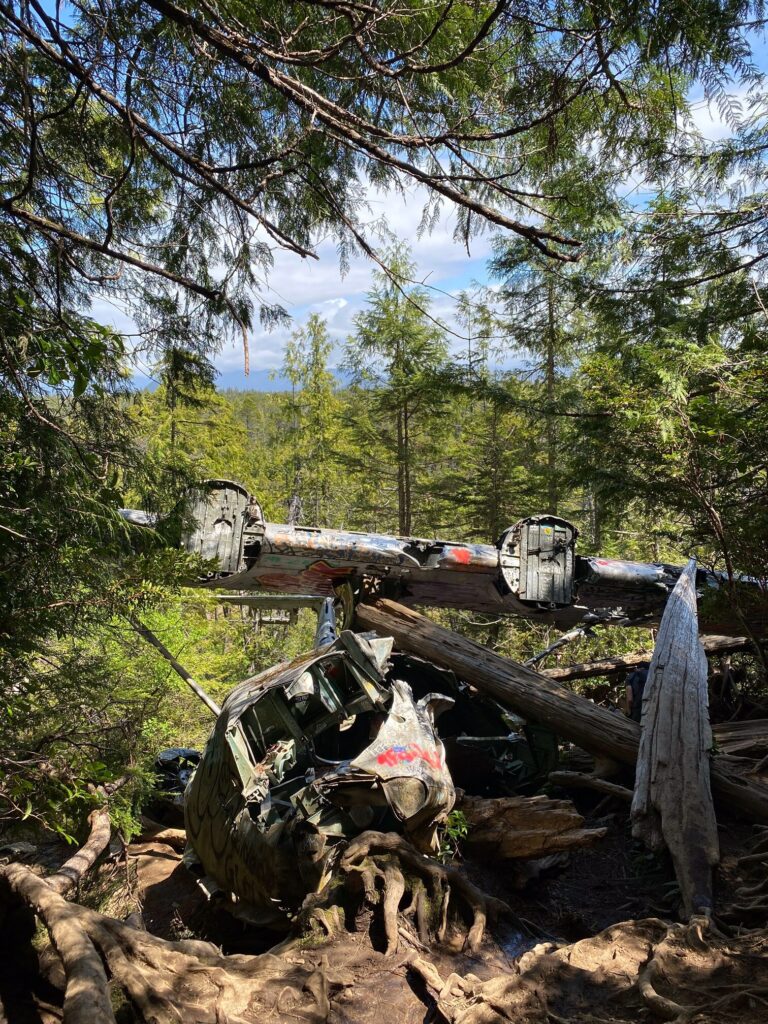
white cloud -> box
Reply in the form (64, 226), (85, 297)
(85, 180), (508, 386)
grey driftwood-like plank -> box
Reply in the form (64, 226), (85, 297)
(630, 559), (719, 918)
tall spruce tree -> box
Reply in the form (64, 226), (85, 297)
(344, 246), (448, 535)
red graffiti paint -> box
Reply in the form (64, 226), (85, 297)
(376, 744), (443, 771)
(448, 547), (472, 564)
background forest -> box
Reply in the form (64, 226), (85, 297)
(1, 0), (768, 844)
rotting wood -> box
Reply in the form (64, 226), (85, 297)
(548, 771), (633, 802)
(354, 598), (768, 823)
(458, 793), (607, 859)
(540, 634), (756, 682)
(631, 559), (719, 918)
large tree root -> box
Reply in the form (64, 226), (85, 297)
(409, 914), (768, 1024)
(1, 861), (332, 1024)
(299, 830), (513, 955)
(721, 829), (768, 926)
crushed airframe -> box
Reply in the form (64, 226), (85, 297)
(182, 606), (554, 925)
(124, 479), (763, 921)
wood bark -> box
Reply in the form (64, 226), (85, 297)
(354, 598), (768, 823)
(540, 634), (755, 682)
(458, 794), (607, 859)
(3, 863), (116, 1024)
(47, 806), (112, 894)
(631, 559), (719, 918)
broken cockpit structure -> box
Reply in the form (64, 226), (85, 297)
(183, 624), (554, 926)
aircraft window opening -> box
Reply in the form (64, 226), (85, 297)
(242, 707), (281, 761)
(311, 709), (381, 763)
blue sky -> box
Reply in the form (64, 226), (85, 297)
(108, 184), (495, 391)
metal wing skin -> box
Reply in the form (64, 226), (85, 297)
(123, 480), (766, 635)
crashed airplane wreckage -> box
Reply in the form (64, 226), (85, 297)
(119, 481), (768, 926)
(123, 479), (765, 633)
(182, 602), (563, 925)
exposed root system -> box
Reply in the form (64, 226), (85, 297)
(299, 829), (513, 955)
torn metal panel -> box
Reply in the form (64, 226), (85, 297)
(182, 634), (548, 926)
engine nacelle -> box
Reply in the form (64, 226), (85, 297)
(497, 515), (578, 609)
(182, 479), (264, 581)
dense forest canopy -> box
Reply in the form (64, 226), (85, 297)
(1, 0), (767, 832)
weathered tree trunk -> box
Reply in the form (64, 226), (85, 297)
(540, 634), (756, 682)
(354, 599), (768, 823)
(631, 559), (719, 918)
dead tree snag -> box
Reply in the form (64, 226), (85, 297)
(631, 559), (720, 918)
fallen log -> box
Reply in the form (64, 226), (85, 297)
(548, 771), (633, 802)
(540, 634), (756, 683)
(631, 559), (719, 918)
(355, 599), (768, 823)
(458, 794), (607, 860)
(713, 719), (768, 758)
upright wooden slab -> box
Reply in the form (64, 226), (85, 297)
(630, 559), (719, 917)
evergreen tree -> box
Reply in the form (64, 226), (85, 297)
(344, 246), (448, 535)
(280, 314), (344, 526)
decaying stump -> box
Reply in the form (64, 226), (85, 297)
(631, 559), (719, 918)
(458, 794), (607, 860)
(355, 598), (768, 823)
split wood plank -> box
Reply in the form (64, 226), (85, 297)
(630, 559), (719, 917)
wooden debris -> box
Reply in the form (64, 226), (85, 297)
(458, 793), (607, 859)
(355, 598), (768, 823)
(631, 559), (719, 918)
(548, 771), (633, 802)
(539, 634), (756, 682)
(713, 719), (768, 758)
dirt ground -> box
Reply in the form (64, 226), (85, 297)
(2, 797), (767, 1024)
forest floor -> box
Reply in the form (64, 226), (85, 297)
(4, 793), (768, 1024)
